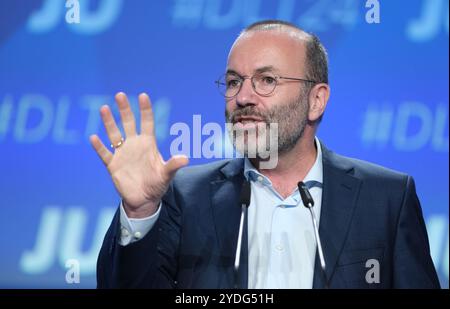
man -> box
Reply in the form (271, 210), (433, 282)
(91, 20), (440, 288)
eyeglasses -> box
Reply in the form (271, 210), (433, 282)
(215, 72), (317, 98)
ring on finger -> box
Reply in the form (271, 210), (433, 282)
(111, 137), (125, 149)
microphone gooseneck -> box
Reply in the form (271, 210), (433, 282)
(234, 180), (251, 289)
(298, 181), (328, 288)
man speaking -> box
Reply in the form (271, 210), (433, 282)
(90, 20), (440, 288)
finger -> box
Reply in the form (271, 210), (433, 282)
(100, 104), (123, 148)
(164, 155), (189, 179)
(115, 92), (137, 137)
(89, 134), (113, 166)
(139, 93), (155, 137)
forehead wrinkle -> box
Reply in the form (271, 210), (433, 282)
(226, 66), (280, 77)
(228, 28), (308, 65)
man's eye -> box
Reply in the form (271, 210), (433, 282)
(261, 76), (276, 85)
(227, 79), (241, 88)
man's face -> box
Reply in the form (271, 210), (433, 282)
(225, 30), (310, 157)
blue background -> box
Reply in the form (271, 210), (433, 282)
(0, 0), (448, 288)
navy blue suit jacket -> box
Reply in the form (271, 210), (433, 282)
(97, 143), (440, 288)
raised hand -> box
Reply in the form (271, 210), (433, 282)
(90, 92), (188, 218)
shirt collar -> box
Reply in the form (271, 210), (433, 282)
(244, 137), (323, 188)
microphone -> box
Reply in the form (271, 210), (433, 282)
(298, 181), (328, 288)
(234, 180), (251, 289)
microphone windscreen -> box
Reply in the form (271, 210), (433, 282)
(298, 181), (314, 207)
(240, 180), (251, 207)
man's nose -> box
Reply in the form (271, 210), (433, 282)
(235, 78), (257, 107)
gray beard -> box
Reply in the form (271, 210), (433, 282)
(225, 93), (309, 156)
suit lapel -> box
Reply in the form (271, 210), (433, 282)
(313, 144), (362, 288)
(210, 159), (248, 288)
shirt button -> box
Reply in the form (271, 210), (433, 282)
(257, 176), (263, 183)
(275, 244), (284, 251)
(121, 228), (129, 237)
(134, 231), (142, 239)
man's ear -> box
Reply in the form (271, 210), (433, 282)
(308, 83), (330, 122)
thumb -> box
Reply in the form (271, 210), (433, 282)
(165, 155), (189, 179)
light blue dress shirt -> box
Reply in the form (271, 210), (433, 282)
(120, 138), (323, 289)
(245, 138), (323, 289)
